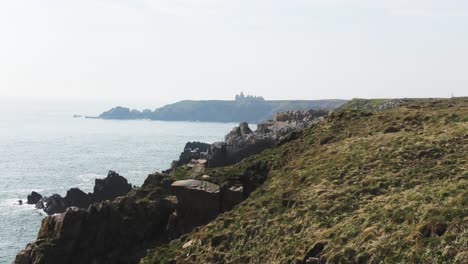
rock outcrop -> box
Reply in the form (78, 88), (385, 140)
(26, 191), (42, 205)
(14, 173), (252, 264)
(15, 109), (326, 263)
(173, 142), (211, 167)
(93, 170), (132, 202)
(170, 180), (221, 234)
(167, 179), (248, 239)
(65, 188), (92, 209)
(36, 194), (69, 215)
(14, 176), (174, 264)
(31, 171), (132, 215)
(172, 109), (328, 168)
(15, 148), (274, 263)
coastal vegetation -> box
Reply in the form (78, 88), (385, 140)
(142, 98), (468, 263)
(15, 97), (468, 264)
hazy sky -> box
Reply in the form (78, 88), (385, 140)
(0, 0), (467, 103)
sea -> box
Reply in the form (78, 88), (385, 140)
(0, 98), (236, 263)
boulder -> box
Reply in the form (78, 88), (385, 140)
(143, 172), (171, 188)
(239, 122), (253, 135)
(27, 191), (43, 205)
(93, 170), (132, 202)
(171, 180), (221, 234)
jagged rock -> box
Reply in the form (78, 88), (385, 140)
(27, 191), (42, 205)
(93, 170), (132, 202)
(184, 142), (211, 152)
(15, 150), (272, 263)
(171, 180), (221, 234)
(15, 183), (173, 264)
(35, 200), (45, 210)
(172, 110), (328, 169)
(143, 172), (173, 190)
(207, 142), (229, 167)
(173, 142), (211, 167)
(65, 188), (92, 209)
(239, 122), (253, 135)
(40, 194), (69, 215)
(33, 171), (132, 215)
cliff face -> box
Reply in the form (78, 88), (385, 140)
(14, 177), (174, 264)
(15, 98), (468, 264)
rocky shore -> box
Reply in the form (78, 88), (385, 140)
(25, 171), (132, 215)
(14, 109), (328, 264)
(172, 109), (328, 169)
(13, 98), (467, 264)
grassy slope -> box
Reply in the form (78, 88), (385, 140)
(142, 98), (467, 264)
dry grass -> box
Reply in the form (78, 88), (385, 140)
(142, 98), (468, 264)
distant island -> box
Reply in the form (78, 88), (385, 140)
(95, 93), (347, 123)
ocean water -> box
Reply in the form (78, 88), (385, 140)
(0, 99), (235, 263)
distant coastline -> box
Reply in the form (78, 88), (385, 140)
(93, 93), (347, 123)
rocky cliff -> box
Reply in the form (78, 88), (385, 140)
(172, 109), (328, 169)
(15, 161), (271, 264)
(15, 98), (468, 264)
(31, 171), (132, 215)
(141, 98), (468, 263)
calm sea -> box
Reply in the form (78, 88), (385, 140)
(0, 99), (235, 263)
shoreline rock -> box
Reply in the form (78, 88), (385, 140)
(14, 109), (325, 263)
(26, 191), (42, 205)
(172, 109), (328, 169)
(29, 171), (132, 215)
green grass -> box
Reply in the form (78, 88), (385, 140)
(142, 98), (468, 264)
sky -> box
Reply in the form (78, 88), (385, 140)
(0, 0), (467, 104)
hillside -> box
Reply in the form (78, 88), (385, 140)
(142, 98), (467, 263)
(14, 98), (467, 264)
(97, 96), (346, 123)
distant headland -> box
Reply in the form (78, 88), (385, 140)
(94, 93), (347, 123)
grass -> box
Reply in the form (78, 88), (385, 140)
(141, 98), (468, 264)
